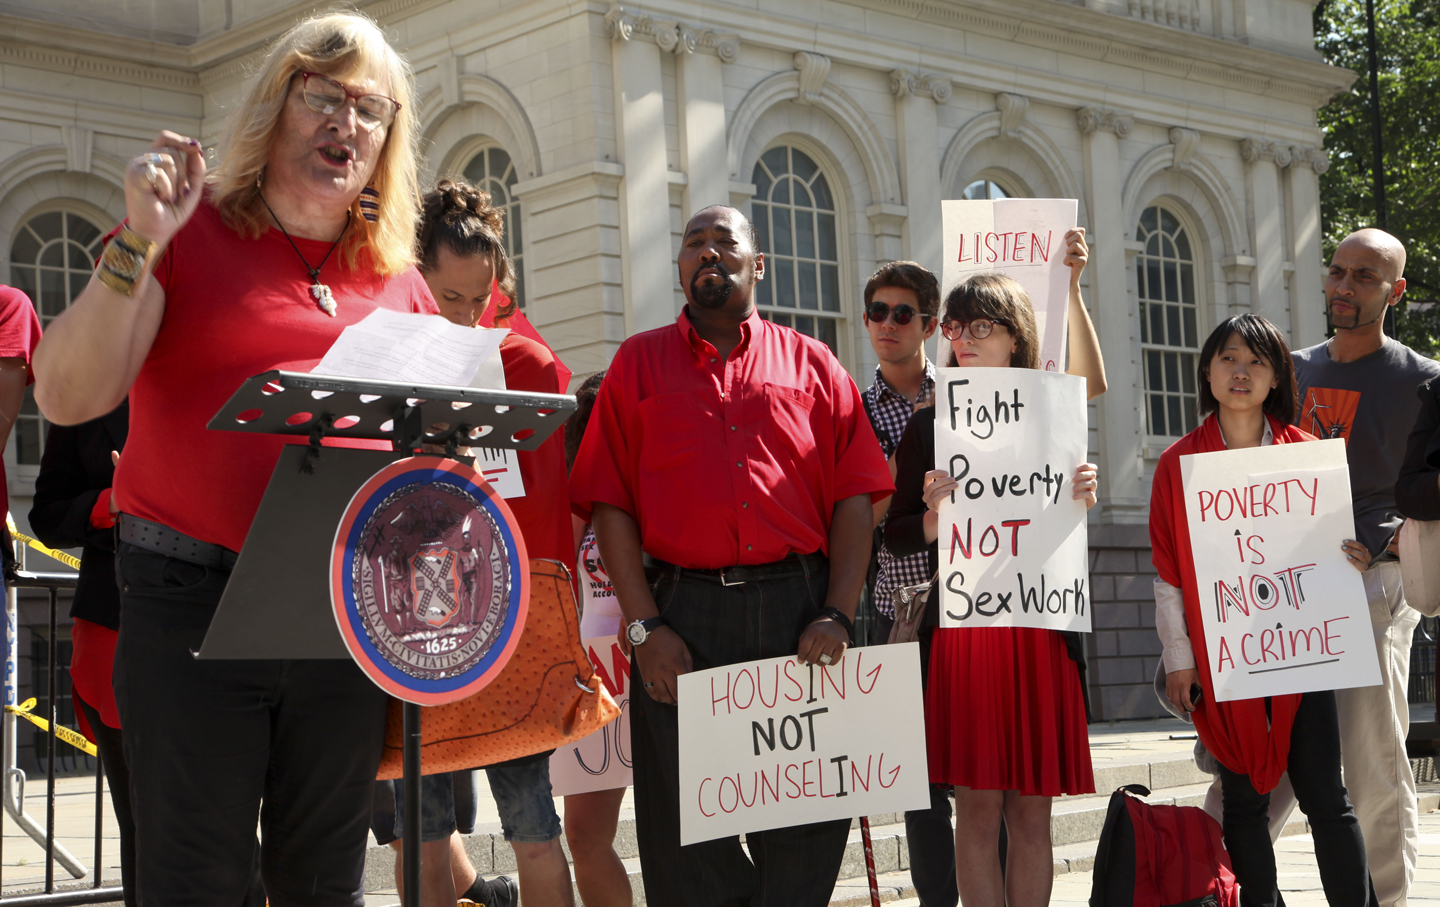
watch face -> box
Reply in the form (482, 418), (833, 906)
(627, 622), (646, 645)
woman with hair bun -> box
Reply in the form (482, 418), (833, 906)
(885, 230), (1104, 907)
(32, 12), (434, 901)
(369, 177), (577, 907)
(1150, 314), (1377, 907)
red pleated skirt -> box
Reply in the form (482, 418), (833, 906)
(925, 626), (1094, 796)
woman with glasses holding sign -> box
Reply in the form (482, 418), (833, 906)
(1149, 314), (1377, 907)
(884, 228), (1103, 907)
(30, 13), (437, 902)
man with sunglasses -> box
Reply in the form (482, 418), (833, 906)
(858, 261), (958, 907)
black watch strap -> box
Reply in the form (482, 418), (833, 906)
(817, 607), (854, 641)
(640, 616), (666, 632)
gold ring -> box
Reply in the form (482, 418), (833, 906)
(143, 162), (160, 186)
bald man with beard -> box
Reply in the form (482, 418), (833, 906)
(1284, 228), (1437, 907)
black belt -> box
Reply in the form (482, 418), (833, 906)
(643, 552), (827, 587)
(117, 514), (239, 571)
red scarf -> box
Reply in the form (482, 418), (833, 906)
(1149, 413), (1315, 793)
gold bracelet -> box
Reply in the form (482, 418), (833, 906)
(96, 225), (157, 298)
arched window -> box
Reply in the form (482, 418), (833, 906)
(8, 209), (105, 465)
(461, 146), (525, 307)
(962, 179), (1009, 200)
(1136, 204), (1200, 438)
(750, 146), (841, 354)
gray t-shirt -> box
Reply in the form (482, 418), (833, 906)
(1293, 337), (1440, 557)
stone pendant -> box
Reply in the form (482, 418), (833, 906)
(311, 282), (337, 317)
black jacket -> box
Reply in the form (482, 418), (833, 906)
(28, 402), (127, 629)
(1395, 376), (1440, 521)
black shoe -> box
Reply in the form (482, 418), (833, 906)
(460, 874), (517, 907)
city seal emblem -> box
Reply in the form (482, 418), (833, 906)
(331, 456), (529, 704)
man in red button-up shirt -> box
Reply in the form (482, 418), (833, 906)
(570, 206), (892, 907)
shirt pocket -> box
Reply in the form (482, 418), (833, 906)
(756, 383), (821, 471)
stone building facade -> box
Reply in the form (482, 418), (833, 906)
(0, 0), (1353, 725)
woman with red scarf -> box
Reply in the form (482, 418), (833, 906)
(1150, 314), (1377, 907)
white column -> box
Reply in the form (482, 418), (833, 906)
(1078, 107), (1146, 524)
(608, 9), (672, 335)
(1285, 146), (1329, 350)
(890, 71), (948, 274)
(1240, 138), (1290, 339)
(676, 31), (736, 218)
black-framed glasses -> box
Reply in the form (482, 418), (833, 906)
(864, 301), (930, 326)
(299, 72), (401, 129)
(941, 318), (1009, 341)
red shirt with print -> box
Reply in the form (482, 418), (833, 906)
(570, 307), (891, 569)
(496, 331), (571, 566)
(113, 201), (438, 553)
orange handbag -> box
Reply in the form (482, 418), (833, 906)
(376, 558), (620, 779)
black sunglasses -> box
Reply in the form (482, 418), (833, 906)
(865, 301), (931, 326)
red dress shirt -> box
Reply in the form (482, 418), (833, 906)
(570, 307), (891, 568)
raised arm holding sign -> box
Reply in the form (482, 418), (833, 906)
(1147, 314), (1377, 907)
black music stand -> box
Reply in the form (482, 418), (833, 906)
(202, 369), (574, 904)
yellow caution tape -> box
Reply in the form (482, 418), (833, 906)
(5, 515), (82, 571)
(5, 698), (98, 757)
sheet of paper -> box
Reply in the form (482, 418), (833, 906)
(677, 645), (929, 846)
(550, 635), (634, 796)
(934, 368), (1091, 632)
(1179, 440), (1380, 701)
(313, 309), (508, 388)
(942, 199), (1077, 373)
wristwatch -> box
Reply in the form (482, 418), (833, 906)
(626, 617), (667, 646)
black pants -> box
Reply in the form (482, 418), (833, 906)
(1217, 690), (1377, 907)
(77, 698), (137, 907)
(874, 613), (958, 907)
(630, 561), (851, 907)
(113, 546), (388, 907)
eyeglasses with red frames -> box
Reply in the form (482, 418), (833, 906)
(299, 72), (401, 129)
(940, 318), (1010, 341)
(864, 301), (932, 326)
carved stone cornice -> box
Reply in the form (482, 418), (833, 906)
(603, 4), (738, 61)
(794, 52), (832, 105)
(1239, 138), (1291, 167)
(995, 92), (1029, 137)
(1168, 127), (1200, 171)
(1076, 107), (1134, 138)
(889, 70), (952, 104)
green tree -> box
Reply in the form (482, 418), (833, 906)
(1314, 0), (1440, 355)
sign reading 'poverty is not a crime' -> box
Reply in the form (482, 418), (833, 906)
(934, 368), (1091, 632)
(942, 198), (1078, 373)
(677, 645), (929, 846)
(1180, 440), (1380, 701)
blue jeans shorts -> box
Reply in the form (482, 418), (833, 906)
(373, 755), (561, 845)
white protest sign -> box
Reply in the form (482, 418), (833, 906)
(942, 199), (1077, 373)
(677, 645), (929, 846)
(1179, 440), (1380, 701)
(935, 368), (1090, 632)
(549, 635), (633, 796)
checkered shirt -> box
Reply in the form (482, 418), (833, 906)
(863, 364), (936, 617)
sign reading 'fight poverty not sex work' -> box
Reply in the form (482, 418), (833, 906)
(935, 368), (1091, 632)
(1180, 441), (1380, 701)
(677, 645), (929, 846)
(942, 199), (1077, 373)
(549, 636), (633, 797)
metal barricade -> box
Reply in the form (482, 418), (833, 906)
(2, 536), (122, 904)
(1411, 615), (1438, 705)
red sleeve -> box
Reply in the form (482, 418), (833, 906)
(569, 349), (637, 523)
(89, 491), (115, 530)
(497, 334), (571, 564)
(829, 357), (894, 503)
(1148, 449), (1185, 589)
(0, 286), (42, 377)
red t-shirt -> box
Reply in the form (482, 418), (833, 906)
(113, 202), (438, 553)
(0, 286), (41, 517)
(497, 331), (571, 566)
(570, 307), (891, 568)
